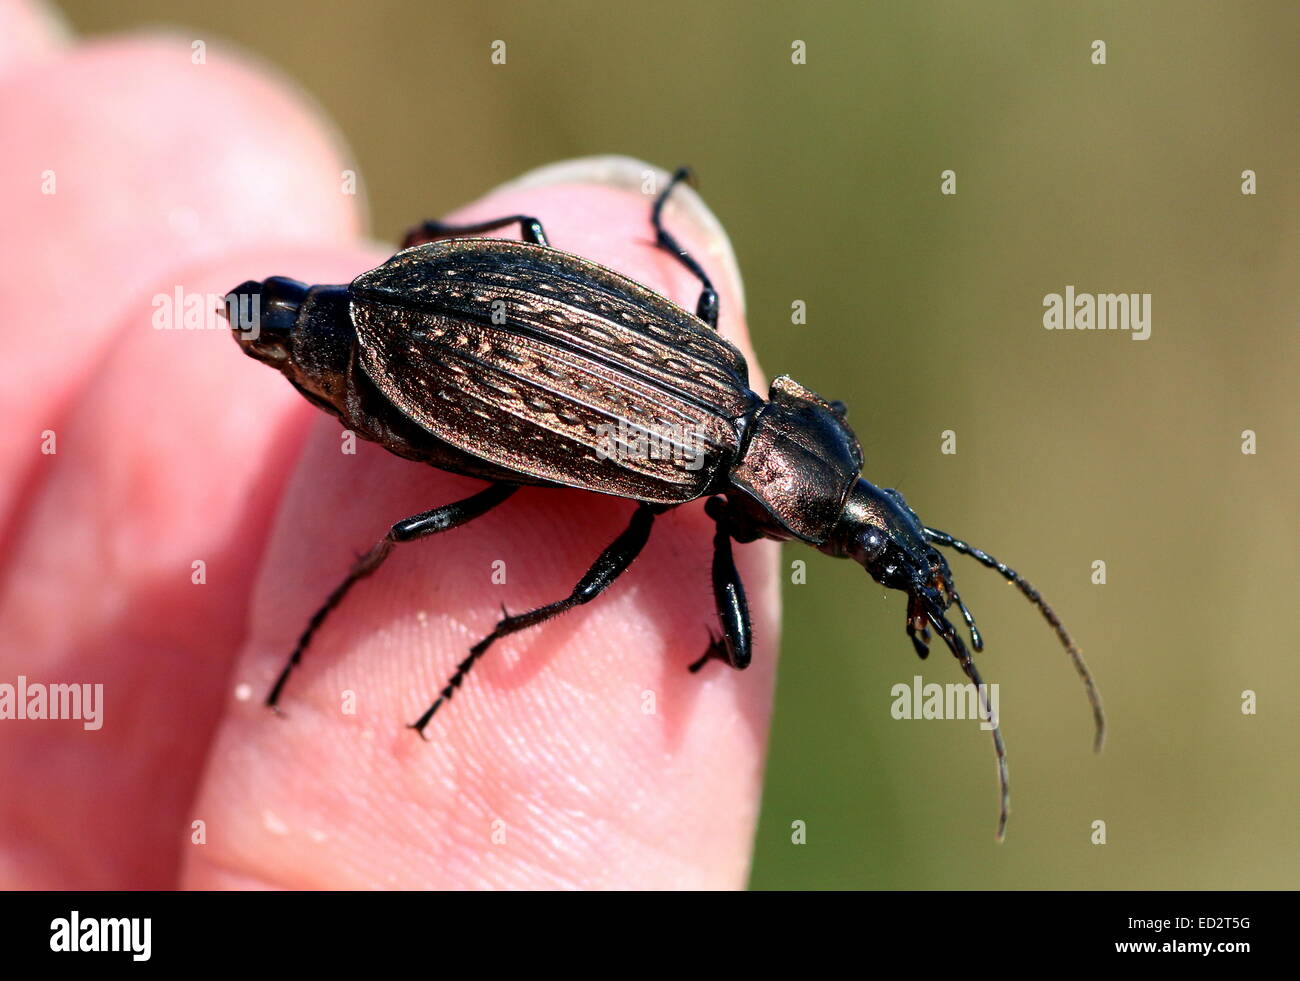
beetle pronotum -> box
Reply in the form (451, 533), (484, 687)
(225, 167), (1103, 837)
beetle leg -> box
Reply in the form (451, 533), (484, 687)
(651, 166), (720, 329)
(401, 215), (548, 249)
(410, 503), (663, 735)
(265, 482), (518, 711)
(688, 497), (752, 672)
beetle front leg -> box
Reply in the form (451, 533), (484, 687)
(651, 166), (720, 329)
(401, 214), (548, 249)
(410, 502), (663, 735)
(266, 482), (518, 711)
(688, 496), (752, 672)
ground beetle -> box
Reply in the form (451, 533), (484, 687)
(225, 167), (1103, 837)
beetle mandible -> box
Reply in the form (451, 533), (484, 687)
(225, 167), (1103, 837)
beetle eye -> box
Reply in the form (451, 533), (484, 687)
(856, 527), (887, 563)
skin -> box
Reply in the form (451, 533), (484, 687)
(0, 0), (778, 889)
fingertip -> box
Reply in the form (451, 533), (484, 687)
(490, 156), (746, 314)
(446, 156), (758, 373)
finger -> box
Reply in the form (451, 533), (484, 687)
(184, 157), (781, 890)
(0, 34), (359, 523)
(0, 245), (389, 890)
(0, 31), (363, 887)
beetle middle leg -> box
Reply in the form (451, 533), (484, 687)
(651, 166), (720, 329)
(410, 502), (664, 735)
(266, 482), (518, 711)
(401, 215), (549, 249)
(688, 497), (752, 672)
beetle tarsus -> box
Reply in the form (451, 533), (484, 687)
(689, 631), (723, 673)
(413, 504), (660, 725)
(265, 484), (516, 711)
(651, 166), (720, 329)
(401, 214), (549, 249)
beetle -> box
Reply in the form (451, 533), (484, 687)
(225, 167), (1102, 837)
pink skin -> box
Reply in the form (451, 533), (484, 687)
(0, 1), (778, 889)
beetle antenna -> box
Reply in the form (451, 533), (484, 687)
(924, 527), (1105, 753)
(919, 591), (1009, 840)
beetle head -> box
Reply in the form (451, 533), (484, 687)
(225, 276), (308, 365)
(827, 479), (976, 661)
(824, 477), (1013, 831)
(821, 476), (1106, 837)
(828, 478), (1101, 746)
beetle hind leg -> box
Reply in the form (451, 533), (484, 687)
(651, 166), (720, 329)
(410, 502), (663, 735)
(402, 214), (548, 249)
(265, 482), (517, 713)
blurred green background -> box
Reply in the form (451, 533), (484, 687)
(60, 0), (1298, 888)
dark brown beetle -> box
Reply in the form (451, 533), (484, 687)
(226, 168), (1102, 837)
